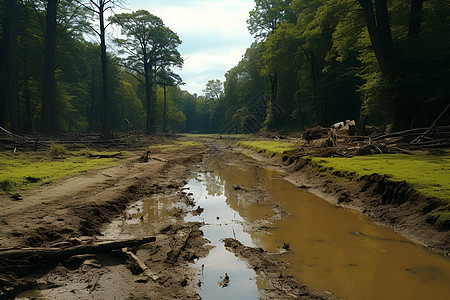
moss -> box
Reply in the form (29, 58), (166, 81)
(311, 154), (450, 202)
(0, 151), (127, 194)
(237, 141), (297, 157)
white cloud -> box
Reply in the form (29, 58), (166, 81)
(124, 0), (255, 95)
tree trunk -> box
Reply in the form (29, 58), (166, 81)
(41, 0), (57, 135)
(358, 0), (396, 73)
(99, 2), (110, 139)
(90, 66), (95, 131)
(0, 236), (156, 260)
(163, 84), (167, 133)
(2, 0), (19, 133)
(143, 52), (153, 135)
(408, 0), (423, 45)
(24, 71), (32, 132)
(268, 73), (278, 127)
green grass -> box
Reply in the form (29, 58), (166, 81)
(182, 133), (253, 140)
(148, 140), (203, 152)
(312, 154), (450, 202)
(0, 151), (129, 194)
(237, 140), (298, 157)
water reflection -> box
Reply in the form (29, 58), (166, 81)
(193, 152), (450, 300)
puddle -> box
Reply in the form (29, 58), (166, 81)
(186, 152), (450, 300)
(185, 172), (261, 299)
(101, 194), (188, 239)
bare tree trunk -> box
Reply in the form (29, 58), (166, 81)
(99, 1), (110, 139)
(143, 51), (153, 135)
(24, 70), (32, 132)
(408, 0), (424, 45)
(358, 0), (395, 73)
(41, 0), (57, 135)
(163, 84), (167, 133)
(90, 66), (95, 131)
(2, 0), (19, 133)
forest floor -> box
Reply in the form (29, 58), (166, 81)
(0, 132), (448, 299)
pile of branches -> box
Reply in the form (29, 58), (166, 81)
(371, 125), (450, 149)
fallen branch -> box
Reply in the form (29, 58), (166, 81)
(89, 152), (122, 158)
(122, 248), (148, 274)
(0, 236), (155, 260)
(411, 104), (450, 144)
(0, 126), (21, 138)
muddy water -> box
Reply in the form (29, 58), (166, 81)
(190, 152), (450, 300)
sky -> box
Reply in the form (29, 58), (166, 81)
(119, 0), (255, 95)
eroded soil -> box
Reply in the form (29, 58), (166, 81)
(0, 145), (209, 299)
(0, 141), (327, 300)
(1, 136), (448, 299)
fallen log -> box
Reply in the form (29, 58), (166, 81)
(88, 152), (122, 158)
(0, 236), (155, 260)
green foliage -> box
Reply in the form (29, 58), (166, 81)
(50, 144), (69, 156)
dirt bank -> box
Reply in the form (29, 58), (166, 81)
(237, 146), (449, 255)
(223, 238), (330, 300)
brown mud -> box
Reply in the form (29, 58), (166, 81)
(0, 144), (208, 299)
(223, 238), (329, 300)
(1, 135), (448, 299)
(238, 146), (450, 255)
(0, 140), (329, 300)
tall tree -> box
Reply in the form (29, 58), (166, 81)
(247, 0), (295, 39)
(77, 0), (120, 138)
(110, 10), (182, 134)
(202, 79), (223, 102)
(1, 0), (19, 132)
(41, 0), (57, 135)
(358, 0), (396, 74)
(157, 69), (182, 133)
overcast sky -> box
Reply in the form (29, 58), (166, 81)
(118, 0), (255, 95)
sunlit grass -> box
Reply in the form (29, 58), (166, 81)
(148, 140), (204, 152)
(181, 133), (253, 139)
(237, 140), (298, 157)
(312, 154), (450, 202)
(0, 150), (130, 194)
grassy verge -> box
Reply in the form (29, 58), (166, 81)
(312, 154), (450, 225)
(148, 140), (204, 152)
(0, 148), (130, 194)
(312, 154), (449, 201)
(237, 140), (298, 157)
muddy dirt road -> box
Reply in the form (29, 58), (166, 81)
(1, 138), (449, 299)
(0, 142), (324, 299)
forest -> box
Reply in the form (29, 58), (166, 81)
(1, 0), (449, 137)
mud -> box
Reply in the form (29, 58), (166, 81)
(239, 147), (450, 254)
(223, 238), (328, 300)
(0, 145), (207, 299)
(1, 135), (449, 299)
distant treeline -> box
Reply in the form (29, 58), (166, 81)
(0, 0), (212, 136)
(1, 0), (449, 136)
